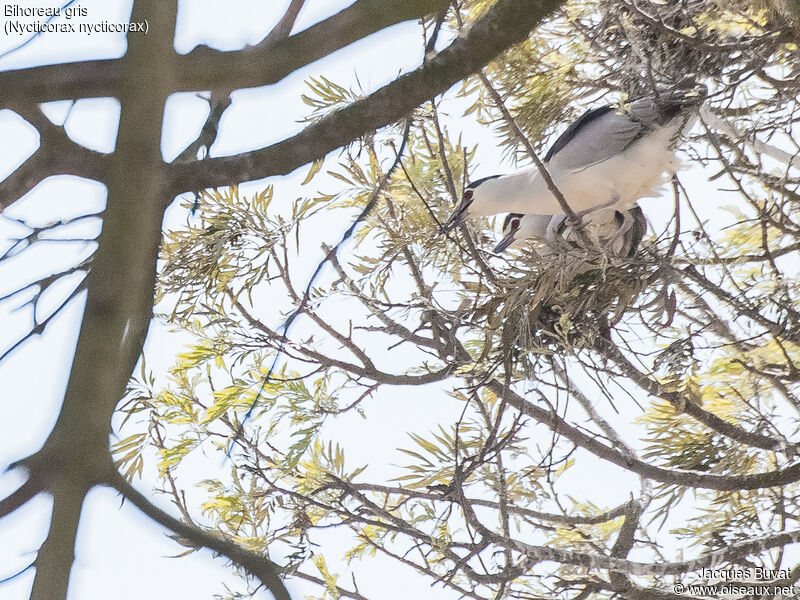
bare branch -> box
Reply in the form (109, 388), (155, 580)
(594, 333), (795, 453)
(169, 0), (565, 192)
(28, 2), (180, 598)
(0, 144), (108, 211)
(489, 380), (800, 490)
(108, 471), (289, 600)
(700, 105), (800, 171)
(0, 0), (448, 106)
(0, 476), (43, 518)
(263, 0), (308, 44)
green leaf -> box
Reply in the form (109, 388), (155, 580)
(302, 158), (325, 185)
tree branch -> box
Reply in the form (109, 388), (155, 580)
(0, 142), (108, 211)
(488, 380), (800, 490)
(108, 471), (289, 600)
(29, 2), (180, 598)
(700, 105), (800, 171)
(0, 0), (448, 106)
(0, 476), (43, 518)
(594, 334), (795, 453)
(263, 0), (308, 44)
(345, 481), (630, 525)
(169, 0), (565, 193)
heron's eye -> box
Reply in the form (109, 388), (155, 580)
(463, 189), (473, 202)
(510, 218), (521, 231)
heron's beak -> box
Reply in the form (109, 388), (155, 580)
(492, 231), (516, 253)
(442, 200), (470, 233)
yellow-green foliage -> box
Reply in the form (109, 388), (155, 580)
(115, 2), (800, 598)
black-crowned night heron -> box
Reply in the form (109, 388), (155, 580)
(493, 205), (647, 257)
(443, 80), (707, 232)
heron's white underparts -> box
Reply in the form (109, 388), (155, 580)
(443, 80), (707, 239)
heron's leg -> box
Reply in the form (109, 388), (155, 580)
(577, 194), (620, 218)
(564, 193), (621, 230)
(605, 209), (634, 252)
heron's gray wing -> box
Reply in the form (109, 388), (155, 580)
(545, 107), (644, 172)
(545, 83), (706, 172)
(544, 106), (612, 162)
